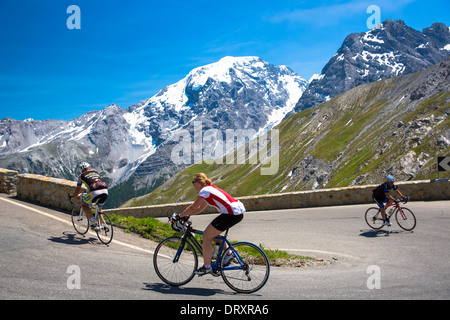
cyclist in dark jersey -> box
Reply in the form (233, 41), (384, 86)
(71, 162), (108, 229)
(372, 175), (406, 226)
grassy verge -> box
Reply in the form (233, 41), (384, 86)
(109, 214), (324, 267)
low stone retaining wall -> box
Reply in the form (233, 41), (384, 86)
(1, 168), (448, 218)
(16, 173), (85, 212)
(0, 168), (18, 195)
(106, 179), (449, 218)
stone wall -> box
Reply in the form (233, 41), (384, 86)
(0, 168), (18, 195)
(16, 173), (86, 212)
(1, 168), (448, 218)
(106, 179), (449, 218)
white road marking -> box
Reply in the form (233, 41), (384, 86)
(277, 248), (360, 260)
(0, 197), (155, 254)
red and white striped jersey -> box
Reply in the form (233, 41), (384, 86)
(198, 185), (245, 215)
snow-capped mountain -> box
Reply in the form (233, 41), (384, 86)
(128, 56), (307, 144)
(293, 20), (450, 113)
(0, 56), (307, 206)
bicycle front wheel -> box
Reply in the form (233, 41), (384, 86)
(365, 207), (384, 230)
(221, 241), (270, 294)
(395, 207), (416, 231)
(71, 207), (89, 235)
(153, 236), (198, 286)
(96, 213), (113, 245)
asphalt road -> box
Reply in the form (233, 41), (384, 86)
(1, 193), (449, 300)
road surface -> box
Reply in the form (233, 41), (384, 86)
(1, 193), (448, 301)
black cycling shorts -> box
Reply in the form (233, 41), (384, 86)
(92, 193), (108, 206)
(373, 195), (388, 208)
(210, 214), (243, 232)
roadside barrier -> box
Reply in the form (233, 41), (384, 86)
(1, 168), (447, 218)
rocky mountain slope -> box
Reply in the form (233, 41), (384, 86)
(293, 20), (450, 113)
(123, 55), (449, 207)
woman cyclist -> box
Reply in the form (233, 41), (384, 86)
(372, 175), (407, 226)
(171, 173), (245, 275)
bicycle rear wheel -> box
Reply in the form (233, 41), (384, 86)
(71, 207), (89, 235)
(220, 241), (270, 294)
(96, 213), (113, 245)
(365, 207), (384, 230)
(153, 236), (198, 286)
(395, 207), (416, 231)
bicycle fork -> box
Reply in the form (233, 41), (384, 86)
(173, 239), (187, 263)
(224, 245), (252, 281)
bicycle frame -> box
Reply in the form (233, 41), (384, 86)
(175, 223), (246, 272)
(75, 193), (104, 222)
(69, 192), (113, 244)
(384, 200), (407, 220)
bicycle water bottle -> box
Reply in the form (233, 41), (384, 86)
(389, 208), (394, 216)
(212, 244), (220, 259)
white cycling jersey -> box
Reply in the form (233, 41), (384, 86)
(198, 185), (245, 215)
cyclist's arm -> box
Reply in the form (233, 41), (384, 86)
(179, 197), (208, 218)
(384, 191), (395, 202)
(72, 184), (82, 199)
(395, 189), (404, 198)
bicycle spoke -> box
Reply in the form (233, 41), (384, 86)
(96, 213), (113, 245)
(221, 242), (269, 294)
(71, 208), (89, 235)
(153, 236), (198, 286)
(395, 208), (416, 231)
(365, 207), (384, 230)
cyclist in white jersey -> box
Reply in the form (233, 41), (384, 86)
(173, 173), (245, 275)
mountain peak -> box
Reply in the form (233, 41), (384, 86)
(217, 55), (261, 64)
(186, 56), (266, 88)
(292, 20), (450, 113)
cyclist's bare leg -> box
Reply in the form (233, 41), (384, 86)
(387, 198), (394, 206)
(81, 203), (93, 219)
(380, 206), (386, 220)
(202, 224), (223, 266)
(97, 207), (105, 225)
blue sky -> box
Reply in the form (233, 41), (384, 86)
(0, 0), (448, 121)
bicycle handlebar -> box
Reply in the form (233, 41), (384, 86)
(169, 213), (190, 222)
(394, 196), (409, 204)
(67, 193), (88, 205)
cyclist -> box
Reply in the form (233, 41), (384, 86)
(171, 173), (245, 275)
(71, 162), (108, 230)
(372, 175), (407, 226)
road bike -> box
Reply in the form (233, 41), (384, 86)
(68, 193), (114, 245)
(153, 216), (270, 294)
(365, 197), (416, 231)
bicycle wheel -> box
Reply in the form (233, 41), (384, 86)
(395, 207), (416, 231)
(221, 241), (270, 294)
(71, 207), (89, 235)
(153, 236), (198, 286)
(96, 213), (113, 245)
(365, 207), (384, 230)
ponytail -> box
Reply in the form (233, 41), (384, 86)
(193, 173), (212, 187)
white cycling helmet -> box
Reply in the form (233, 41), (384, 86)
(386, 175), (395, 182)
(79, 162), (91, 171)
